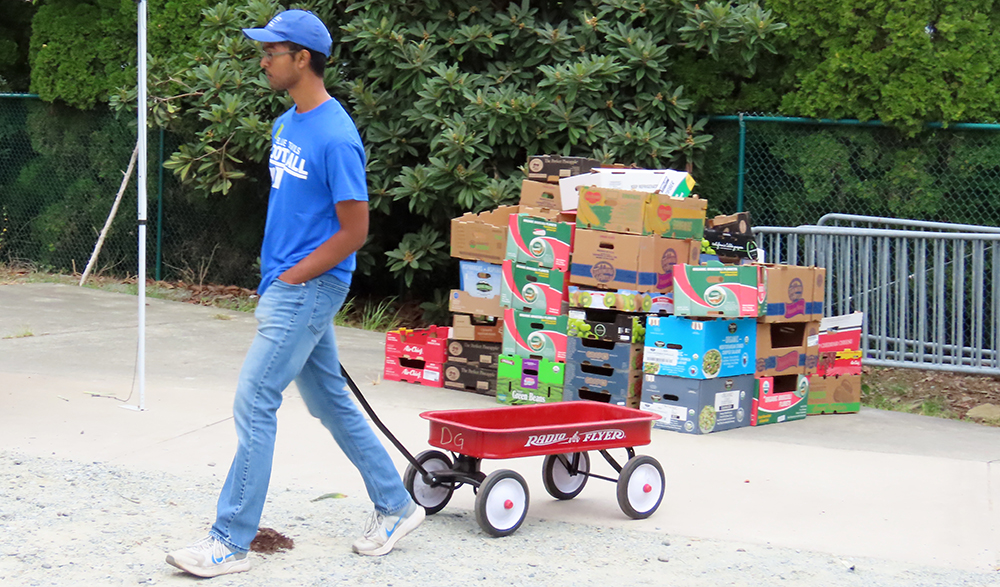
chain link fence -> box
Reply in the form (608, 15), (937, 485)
(0, 96), (263, 289)
(700, 115), (1000, 228)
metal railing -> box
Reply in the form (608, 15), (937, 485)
(755, 217), (1000, 376)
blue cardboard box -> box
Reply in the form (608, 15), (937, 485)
(643, 316), (755, 379)
(459, 260), (502, 299)
(639, 373), (754, 434)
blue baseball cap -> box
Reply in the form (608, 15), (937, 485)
(242, 10), (332, 58)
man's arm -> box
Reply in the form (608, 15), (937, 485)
(277, 199), (369, 285)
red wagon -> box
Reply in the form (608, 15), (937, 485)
(403, 402), (665, 536)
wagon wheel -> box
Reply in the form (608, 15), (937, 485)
(403, 450), (454, 515)
(474, 470), (529, 537)
(616, 455), (664, 519)
(541, 452), (590, 500)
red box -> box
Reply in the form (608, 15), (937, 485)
(385, 325), (452, 363)
(384, 355), (444, 387)
(816, 313), (863, 376)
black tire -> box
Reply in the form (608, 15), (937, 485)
(541, 452), (590, 500)
(474, 470), (529, 537)
(403, 450), (454, 515)
(616, 455), (665, 519)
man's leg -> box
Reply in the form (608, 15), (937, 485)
(295, 277), (421, 555)
(167, 279), (333, 576)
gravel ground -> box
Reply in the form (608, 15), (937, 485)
(1, 450), (996, 587)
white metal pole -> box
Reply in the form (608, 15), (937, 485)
(130, 0), (148, 411)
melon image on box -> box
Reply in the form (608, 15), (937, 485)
(757, 264), (826, 322)
(501, 308), (568, 362)
(755, 321), (820, 377)
(496, 354), (565, 405)
(500, 260), (567, 316)
(640, 374), (754, 434)
(506, 213), (574, 271)
(807, 373), (861, 415)
(751, 374), (810, 426)
(458, 260), (502, 299)
(643, 316), (755, 379)
(672, 263), (761, 317)
(816, 312), (864, 376)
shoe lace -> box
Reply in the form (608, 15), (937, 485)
(361, 510), (385, 540)
(190, 536), (227, 559)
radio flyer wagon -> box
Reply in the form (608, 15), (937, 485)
(342, 366), (665, 537)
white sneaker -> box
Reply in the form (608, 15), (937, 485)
(352, 501), (425, 556)
(165, 535), (250, 578)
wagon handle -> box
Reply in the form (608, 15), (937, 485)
(341, 365), (429, 477)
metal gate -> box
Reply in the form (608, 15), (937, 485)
(753, 215), (1000, 376)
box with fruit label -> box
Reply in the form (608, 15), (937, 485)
(506, 214), (574, 271)
(500, 260), (567, 316)
(568, 286), (673, 314)
(501, 308), (568, 362)
(496, 354), (565, 405)
(751, 374), (809, 425)
(672, 263), (762, 317)
(643, 316), (755, 379)
(640, 374), (753, 434)
(567, 308), (644, 344)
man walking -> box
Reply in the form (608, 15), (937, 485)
(165, 10), (423, 578)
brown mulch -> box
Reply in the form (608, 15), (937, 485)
(863, 366), (1000, 422)
(251, 527), (295, 555)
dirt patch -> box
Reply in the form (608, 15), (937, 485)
(251, 527), (295, 555)
(863, 366), (1000, 425)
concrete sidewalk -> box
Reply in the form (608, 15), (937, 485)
(1, 283), (998, 571)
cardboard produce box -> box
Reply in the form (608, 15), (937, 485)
(519, 179), (563, 211)
(506, 213), (574, 271)
(527, 155), (602, 185)
(643, 316), (755, 379)
(451, 314), (503, 343)
(450, 205), (518, 264)
(567, 285), (673, 314)
(807, 373), (861, 414)
(652, 237), (700, 292)
(384, 355), (444, 387)
(568, 229), (660, 292)
(559, 168), (696, 210)
(458, 260), (502, 299)
(574, 185), (707, 240)
(640, 374), (753, 434)
(443, 362), (498, 396)
(385, 326), (451, 364)
(500, 260), (567, 316)
(501, 308), (568, 362)
(449, 289), (502, 317)
(567, 308), (644, 344)
(445, 339), (501, 368)
(496, 354), (565, 405)
(567, 337), (643, 372)
(751, 374), (809, 425)
(565, 373), (641, 408)
(755, 321), (820, 377)
(757, 264), (826, 322)
(673, 263), (762, 317)
(642, 193), (707, 240)
(816, 312), (864, 376)
(704, 212), (757, 262)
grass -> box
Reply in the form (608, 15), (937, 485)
(2, 327), (33, 340)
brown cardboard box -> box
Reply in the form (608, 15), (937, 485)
(452, 314), (504, 343)
(757, 264), (822, 323)
(811, 267), (827, 321)
(755, 321), (820, 377)
(443, 362), (498, 396)
(526, 155), (602, 184)
(445, 339), (501, 367)
(651, 237), (700, 293)
(807, 373), (861, 414)
(568, 229), (659, 292)
(519, 179), (562, 211)
(449, 290), (502, 317)
(450, 205), (518, 263)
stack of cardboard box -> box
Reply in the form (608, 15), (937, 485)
(808, 312), (864, 414)
(383, 325), (451, 387)
(750, 264), (827, 426)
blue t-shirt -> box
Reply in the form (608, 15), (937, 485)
(258, 99), (368, 295)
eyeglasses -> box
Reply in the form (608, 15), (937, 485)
(259, 49), (299, 62)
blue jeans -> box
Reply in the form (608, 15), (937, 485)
(210, 274), (412, 552)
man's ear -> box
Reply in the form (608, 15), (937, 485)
(297, 49), (311, 70)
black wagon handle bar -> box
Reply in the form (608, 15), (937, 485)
(341, 365), (428, 477)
